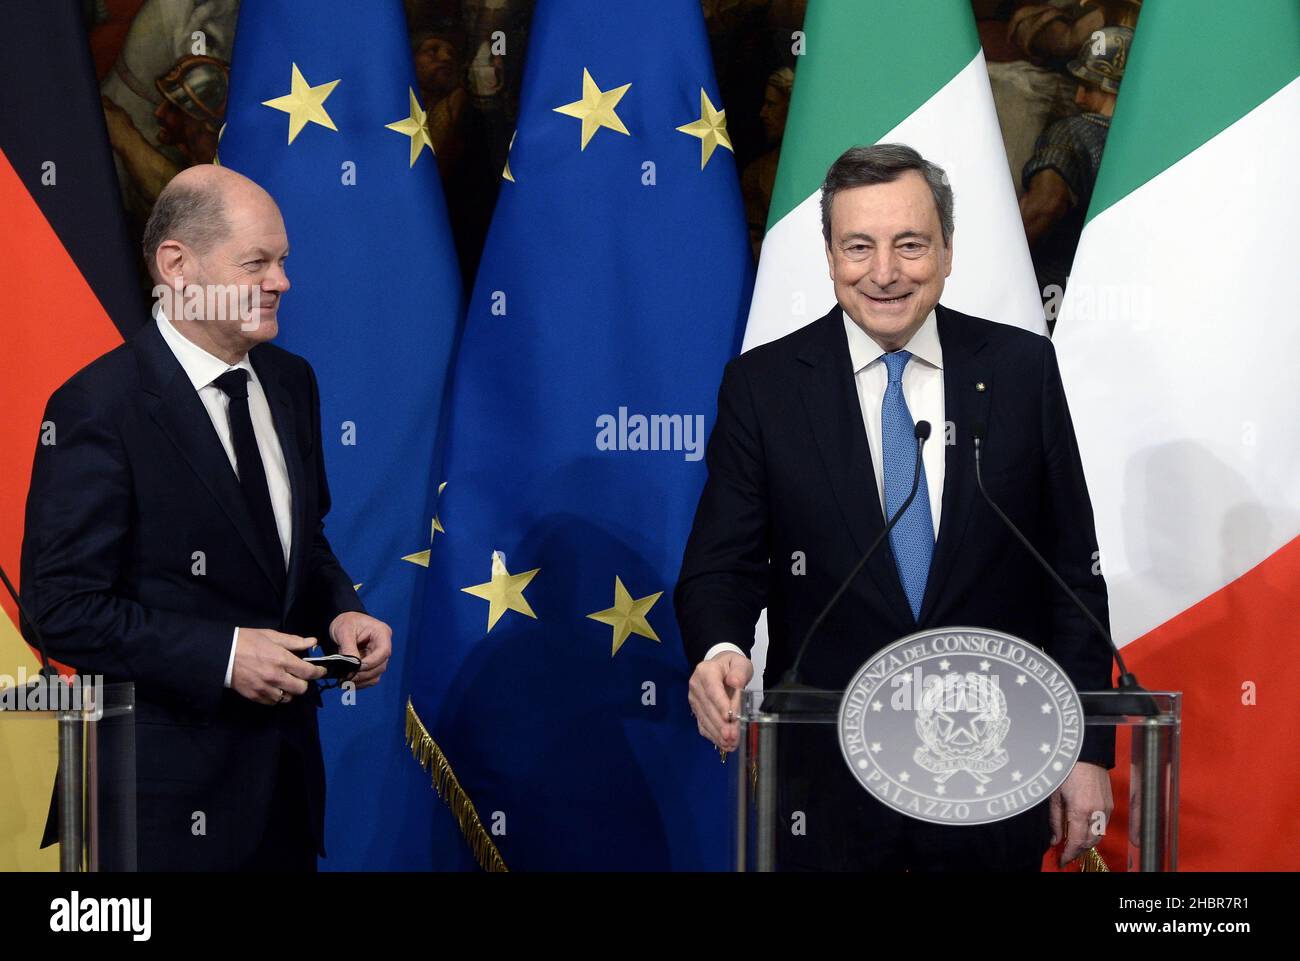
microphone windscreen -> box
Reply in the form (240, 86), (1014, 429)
(914, 420), (931, 440)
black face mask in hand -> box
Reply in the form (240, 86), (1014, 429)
(303, 653), (362, 689)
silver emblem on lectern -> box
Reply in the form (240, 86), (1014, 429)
(837, 627), (1083, 825)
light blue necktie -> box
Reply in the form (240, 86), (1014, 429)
(881, 350), (933, 621)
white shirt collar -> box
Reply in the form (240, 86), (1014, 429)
(843, 307), (943, 374)
(155, 310), (255, 392)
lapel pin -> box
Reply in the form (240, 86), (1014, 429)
(975, 382), (986, 392)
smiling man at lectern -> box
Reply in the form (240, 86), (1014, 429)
(676, 144), (1114, 871)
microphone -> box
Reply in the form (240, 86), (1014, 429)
(970, 421), (1152, 710)
(0, 561), (56, 678)
(770, 420), (931, 701)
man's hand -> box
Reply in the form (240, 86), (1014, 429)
(329, 611), (392, 689)
(1049, 760), (1114, 866)
(688, 651), (754, 752)
(232, 628), (326, 705)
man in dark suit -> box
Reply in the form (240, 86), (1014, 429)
(676, 144), (1113, 871)
(20, 165), (392, 871)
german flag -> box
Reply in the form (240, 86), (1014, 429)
(0, 1), (147, 870)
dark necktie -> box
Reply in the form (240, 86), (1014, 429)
(214, 369), (286, 591)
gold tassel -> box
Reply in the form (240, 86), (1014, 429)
(405, 698), (509, 872)
(1079, 847), (1110, 872)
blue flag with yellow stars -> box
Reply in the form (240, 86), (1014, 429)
(406, 0), (753, 870)
(219, 0), (463, 870)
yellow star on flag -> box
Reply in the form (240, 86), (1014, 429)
(385, 87), (435, 167)
(400, 519), (439, 567)
(401, 482), (447, 567)
(503, 130), (516, 182)
(675, 89), (732, 169)
(553, 68), (631, 150)
(587, 576), (662, 657)
(462, 551), (540, 632)
(262, 63), (340, 145)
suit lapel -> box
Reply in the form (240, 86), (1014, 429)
(250, 348), (307, 620)
(799, 307), (914, 624)
(917, 305), (992, 624)
(133, 322), (287, 600)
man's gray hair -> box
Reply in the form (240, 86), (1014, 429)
(820, 143), (954, 247)
(141, 181), (230, 278)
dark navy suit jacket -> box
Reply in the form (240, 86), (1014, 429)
(20, 319), (363, 870)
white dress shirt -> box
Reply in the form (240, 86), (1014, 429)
(156, 313), (294, 686)
(843, 308), (945, 536)
(703, 310), (946, 664)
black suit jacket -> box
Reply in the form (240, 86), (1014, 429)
(20, 319), (364, 869)
(676, 303), (1114, 767)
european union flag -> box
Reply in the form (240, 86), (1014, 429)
(219, 0), (463, 870)
(407, 0), (753, 870)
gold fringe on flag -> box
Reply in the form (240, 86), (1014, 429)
(1079, 847), (1110, 872)
(405, 697), (509, 872)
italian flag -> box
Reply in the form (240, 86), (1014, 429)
(744, 0), (1044, 351)
(1053, 0), (1300, 869)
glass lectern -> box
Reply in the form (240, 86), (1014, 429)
(0, 679), (136, 871)
(731, 688), (1180, 872)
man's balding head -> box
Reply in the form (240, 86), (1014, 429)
(145, 165), (291, 363)
(142, 166), (276, 280)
